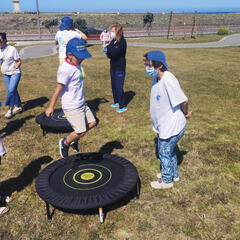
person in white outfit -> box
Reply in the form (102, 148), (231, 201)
(144, 50), (192, 189)
(55, 16), (87, 65)
(0, 32), (23, 119)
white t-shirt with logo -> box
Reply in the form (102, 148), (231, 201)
(150, 71), (188, 139)
(0, 45), (21, 75)
(57, 59), (85, 110)
(55, 30), (82, 59)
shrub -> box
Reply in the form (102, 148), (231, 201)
(42, 18), (58, 33)
(143, 12), (154, 35)
(217, 28), (230, 35)
(73, 17), (88, 35)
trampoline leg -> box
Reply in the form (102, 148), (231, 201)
(46, 202), (52, 220)
(136, 182), (140, 199)
(99, 207), (104, 223)
(43, 129), (46, 137)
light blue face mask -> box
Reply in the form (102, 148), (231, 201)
(146, 67), (158, 77)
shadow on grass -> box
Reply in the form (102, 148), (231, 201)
(99, 140), (124, 154)
(22, 96), (49, 112)
(86, 97), (109, 112)
(154, 137), (187, 165)
(125, 90), (136, 106)
(0, 115), (34, 139)
(0, 156), (52, 200)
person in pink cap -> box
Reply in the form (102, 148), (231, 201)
(100, 28), (110, 54)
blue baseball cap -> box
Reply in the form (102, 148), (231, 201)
(59, 16), (73, 31)
(146, 50), (169, 69)
(66, 38), (92, 59)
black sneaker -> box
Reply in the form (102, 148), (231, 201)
(70, 141), (79, 152)
(59, 138), (69, 158)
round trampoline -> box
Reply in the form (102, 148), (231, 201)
(35, 108), (73, 135)
(36, 153), (139, 222)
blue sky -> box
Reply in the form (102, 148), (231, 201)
(1, 0), (240, 13)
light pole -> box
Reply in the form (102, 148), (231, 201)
(36, 0), (41, 38)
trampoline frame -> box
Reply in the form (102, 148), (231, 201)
(45, 182), (140, 223)
(36, 153), (140, 223)
(35, 108), (73, 136)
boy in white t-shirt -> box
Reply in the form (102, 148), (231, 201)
(144, 50), (192, 189)
(46, 38), (96, 158)
(55, 16), (87, 65)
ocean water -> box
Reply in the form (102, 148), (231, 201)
(43, 9), (240, 14)
(1, 6), (240, 14)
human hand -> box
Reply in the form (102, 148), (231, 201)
(185, 111), (192, 119)
(45, 107), (54, 117)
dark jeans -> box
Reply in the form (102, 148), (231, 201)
(110, 69), (125, 108)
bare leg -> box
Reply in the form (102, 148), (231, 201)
(66, 121), (96, 144)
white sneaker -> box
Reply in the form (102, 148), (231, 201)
(5, 109), (13, 119)
(173, 177), (180, 182)
(157, 173), (162, 180)
(150, 181), (173, 189)
(157, 173), (180, 182)
(12, 106), (23, 115)
(5, 196), (13, 203)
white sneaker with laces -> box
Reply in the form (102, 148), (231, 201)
(12, 106), (23, 115)
(150, 181), (173, 189)
(5, 109), (13, 119)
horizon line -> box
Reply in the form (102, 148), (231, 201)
(1, 9), (240, 14)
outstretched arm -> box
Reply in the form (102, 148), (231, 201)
(45, 83), (64, 117)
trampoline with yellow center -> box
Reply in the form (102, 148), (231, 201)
(35, 108), (73, 135)
(36, 152), (139, 223)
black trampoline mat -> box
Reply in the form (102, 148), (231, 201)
(51, 110), (68, 122)
(35, 108), (73, 133)
(49, 160), (125, 196)
(36, 153), (139, 209)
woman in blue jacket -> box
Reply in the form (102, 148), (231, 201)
(107, 24), (127, 113)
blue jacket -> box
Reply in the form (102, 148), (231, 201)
(107, 36), (127, 71)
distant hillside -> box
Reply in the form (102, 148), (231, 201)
(1, 12), (240, 34)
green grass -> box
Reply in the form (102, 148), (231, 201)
(0, 43), (239, 239)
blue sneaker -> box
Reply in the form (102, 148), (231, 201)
(111, 103), (119, 108)
(116, 107), (127, 113)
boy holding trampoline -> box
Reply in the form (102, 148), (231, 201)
(45, 38), (96, 158)
(144, 50), (192, 189)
